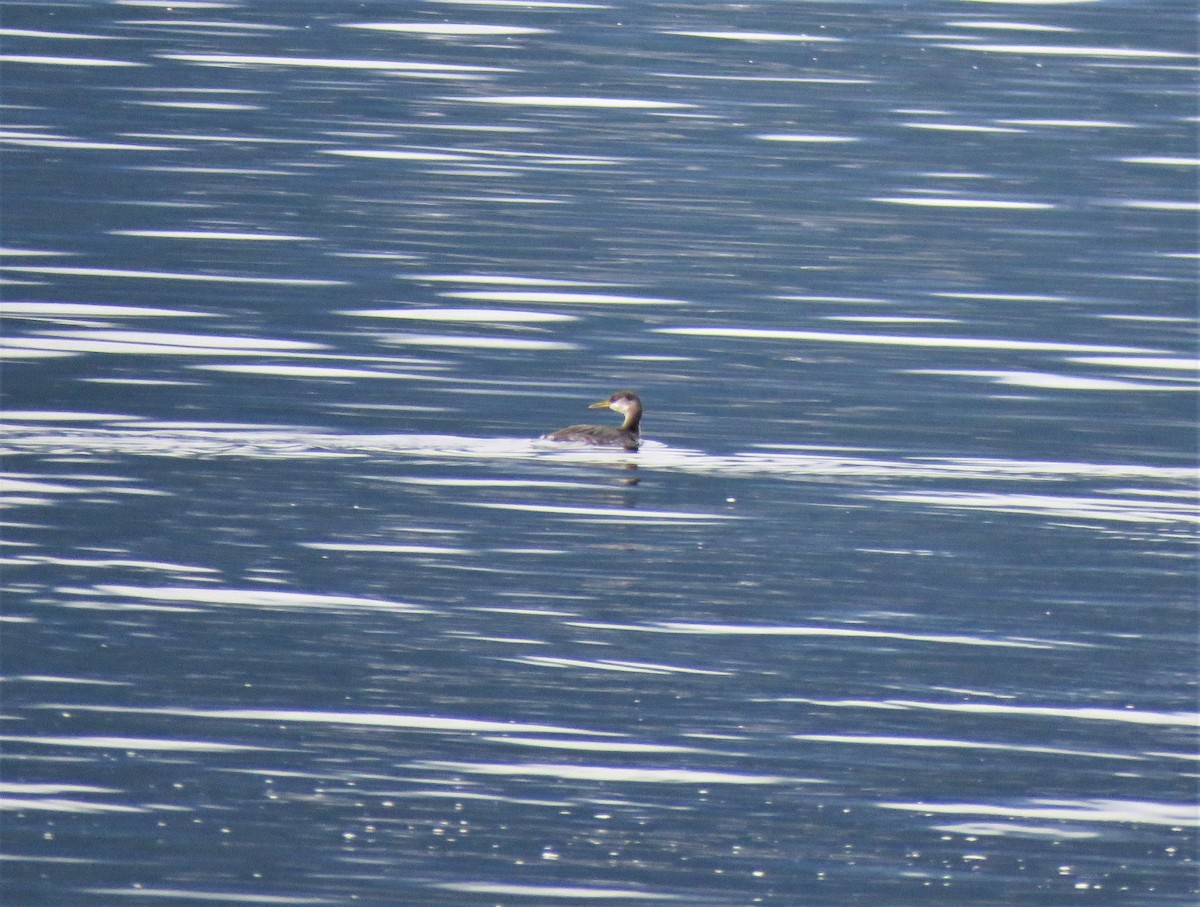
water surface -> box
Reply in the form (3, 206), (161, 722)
(2, 1), (1196, 905)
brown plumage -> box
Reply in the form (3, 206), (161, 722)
(543, 390), (642, 451)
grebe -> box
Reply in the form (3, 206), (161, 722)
(543, 390), (642, 450)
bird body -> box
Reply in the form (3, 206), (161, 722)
(543, 390), (642, 450)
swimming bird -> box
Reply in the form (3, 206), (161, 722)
(543, 390), (642, 450)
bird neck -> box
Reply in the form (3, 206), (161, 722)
(620, 403), (642, 432)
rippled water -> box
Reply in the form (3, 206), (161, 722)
(2, 1), (1197, 905)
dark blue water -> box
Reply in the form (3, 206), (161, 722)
(2, 2), (1196, 905)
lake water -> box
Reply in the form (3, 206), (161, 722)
(1, 1), (1196, 905)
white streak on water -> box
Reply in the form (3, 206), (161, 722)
(324, 145), (627, 168)
(116, 1), (239, 6)
(569, 622), (1081, 650)
(795, 734), (1141, 761)
(0, 799), (145, 814)
(909, 368), (1196, 391)
(0, 55), (143, 67)
(3, 555), (215, 573)
(774, 294), (889, 304)
(931, 291), (1073, 302)
(1098, 314), (1192, 323)
(0, 302), (209, 318)
(660, 73), (872, 85)
(824, 316), (959, 324)
(757, 133), (859, 143)
(444, 290), (688, 305)
(869, 491), (1199, 524)
(1111, 199), (1198, 212)
(0, 411), (143, 422)
(0, 29), (114, 40)
(449, 95), (695, 109)
(505, 656), (734, 676)
(413, 760), (791, 784)
(87, 332), (314, 350)
(933, 822), (1099, 839)
(430, 148), (623, 167)
(0, 737), (262, 752)
(464, 503), (739, 522)
(0, 349), (74, 360)
(1, 478), (85, 495)
(942, 21), (1076, 33)
(436, 195), (564, 205)
(0, 134), (178, 151)
(871, 195), (1054, 209)
(341, 23), (549, 36)
(6, 676), (130, 686)
(347, 790), (569, 808)
(80, 584), (431, 613)
(0, 472), (165, 510)
(424, 0), (607, 6)
(379, 333), (577, 350)
(0, 265), (345, 285)
(82, 890), (333, 905)
(159, 53), (514, 74)
(1119, 156), (1200, 166)
(901, 122), (1026, 134)
(436, 882), (679, 900)
(109, 230), (316, 241)
(2, 426), (1193, 487)
(0, 338), (299, 357)
(132, 101), (262, 111)
(0, 784), (117, 800)
(344, 307), (575, 323)
(0, 330), (323, 360)
(8, 341), (440, 370)
(387, 477), (594, 489)
(658, 326), (1153, 354)
(665, 30), (840, 43)
(890, 700), (1200, 727)
(410, 274), (609, 286)
(775, 698), (1199, 728)
(955, 0), (1094, 5)
(321, 148), (476, 162)
(934, 42), (1192, 60)
(998, 118), (1136, 128)
(1068, 356), (1197, 371)
(133, 165), (304, 176)
(393, 125), (541, 136)
(479, 737), (704, 754)
(0, 248), (68, 257)
(300, 543), (470, 555)
(117, 20), (293, 32)
(57, 705), (620, 737)
(120, 132), (311, 144)
(0, 786), (158, 818)
(192, 364), (437, 380)
(879, 799), (1200, 827)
